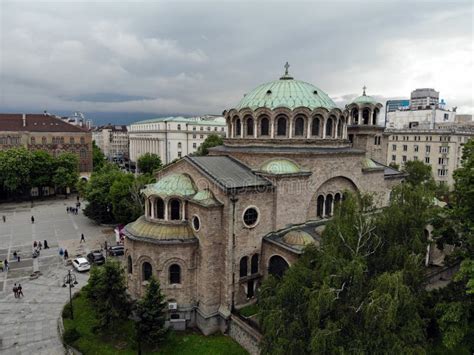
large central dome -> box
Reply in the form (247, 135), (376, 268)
(234, 69), (337, 111)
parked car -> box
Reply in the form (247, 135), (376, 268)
(72, 257), (91, 272)
(108, 245), (124, 256)
(86, 250), (105, 265)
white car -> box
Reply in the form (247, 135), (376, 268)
(72, 257), (91, 272)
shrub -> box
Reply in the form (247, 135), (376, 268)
(63, 327), (81, 344)
(62, 303), (73, 319)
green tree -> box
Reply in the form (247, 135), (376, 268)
(0, 147), (33, 195)
(30, 150), (55, 189)
(53, 152), (79, 193)
(403, 160), (436, 188)
(109, 173), (142, 224)
(195, 134), (223, 156)
(135, 277), (168, 348)
(389, 162), (400, 170)
(92, 141), (106, 171)
(85, 260), (131, 332)
(137, 153), (162, 175)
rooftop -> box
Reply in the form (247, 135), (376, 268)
(0, 113), (89, 133)
(131, 115), (226, 126)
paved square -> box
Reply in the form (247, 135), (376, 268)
(0, 197), (117, 354)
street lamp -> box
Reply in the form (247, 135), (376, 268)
(63, 269), (78, 319)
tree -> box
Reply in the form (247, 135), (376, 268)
(389, 162), (399, 170)
(403, 160), (436, 189)
(30, 150), (54, 189)
(53, 152), (79, 193)
(85, 260), (131, 332)
(92, 141), (106, 171)
(109, 173), (142, 224)
(135, 277), (168, 348)
(259, 191), (431, 354)
(195, 134), (223, 156)
(0, 147), (33, 195)
(137, 153), (162, 175)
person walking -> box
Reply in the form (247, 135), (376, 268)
(44, 240), (49, 249)
(4, 259), (9, 271)
(17, 284), (24, 298)
(17, 253), (21, 262)
(31, 216), (35, 224)
(2, 215), (5, 222)
(38, 241), (42, 250)
(0, 260), (3, 272)
(64, 249), (69, 259)
(80, 233), (85, 243)
(33, 241), (37, 248)
(13, 284), (18, 298)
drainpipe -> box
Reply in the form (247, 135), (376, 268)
(230, 193), (238, 312)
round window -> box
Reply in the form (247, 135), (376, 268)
(192, 215), (200, 231)
(243, 207), (259, 227)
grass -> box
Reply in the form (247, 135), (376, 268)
(238, 303), (259, 318)
(63, 292), (248, 355)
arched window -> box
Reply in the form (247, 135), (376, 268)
(178, 142), (182, 149)
(155, 198), (164, 219)
(294, 116), (304, 136)
(127, 255), (133, 274)
(251, 254), (259, 274)
(276, 116), (287, 136)
(326, 118), (333, 138)
(325, 194), (333, 216)
(337, 120), (343, 138)
(31, 137), (36, 145)
(312, 116), (321, 136)
(334, 193), (342, 205)
(260, 117), (269, 136)
(352, 108), (359, 125)
(147, 199), (152, 217)
(80, 137), (85, 144)
(363, 108), (370, 125)
(317, 195), (325, 217)
(42, 136), (47, 144)
(373, 109), (378, 125)
(239, 256), (248, 277)
(268, 255), (289, 278)
(142, 262), (152, 281)
(170, 199), (181, 220)
(70, 137), (75, 144)
(246, 117), (254, 137)
(235, 119), (241, 136)
(169, 264), (181, 284)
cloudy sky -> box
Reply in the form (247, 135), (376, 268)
(0, 0), (472, 124)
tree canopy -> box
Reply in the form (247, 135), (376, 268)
(137, 153), (162, 175)
(92, 141), (106, 171)
(195, 134), (223, 156)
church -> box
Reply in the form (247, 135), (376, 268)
(123, 64), (404, 335)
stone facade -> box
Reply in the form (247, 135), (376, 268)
(124, 70), (405, 339)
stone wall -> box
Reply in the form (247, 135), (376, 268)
(229, 315), (262, 355)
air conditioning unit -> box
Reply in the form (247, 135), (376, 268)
(168, 302), (178, 310)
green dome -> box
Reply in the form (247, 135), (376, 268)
(261, 159), (301, 174)
(362, 157), (378, 169)
(234, 74), (336, 111)
(142, 173), (196, 197)
(192, 189), (220, 206)
(352, 94), (377, 105)
(125, 216), (196, 242)
(282, 230), (314, 246)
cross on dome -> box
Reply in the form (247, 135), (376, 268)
(362, 85), (367, 96)
(284, 62), (290, 75)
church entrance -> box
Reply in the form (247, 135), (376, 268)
(268, 255), (289, 278)
(247, 280), (255, 298)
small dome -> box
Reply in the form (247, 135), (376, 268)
(282, 230), (314, 246)
(362, 157), (378, 169)
(351, 86), (378, 105)
(233, 65), (336, 111)
(192, 189), (220, 206)
(125, 216), (196, 242)
(143, 173), (196, 197)
(261, 159), (301, 174)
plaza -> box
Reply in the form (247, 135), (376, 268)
(0, 197), (115, 354)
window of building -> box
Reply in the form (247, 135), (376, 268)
(317, 195), (324, 217)
(243, 207), (259, 227)
(42, 136), (47, 144)
(221, 127), (225, 131)
(438, 169), (448, 177)
(402, 155), (407, 162)
(439, 157), (448, 165)
(31, 137), (36, 145)
(414, 156), (418, 160)
(325, 194), (333, 216)
(268, 255), (289, 278)
(214, 127), (217, 131)
(193, 143), (197, 148)
(155, 198), (164, 219)
(294, 116), (304, 136)
(312, 116), (321, 136)
(236, 119), (241, 136)
(444, 113), (449, 121)
(169, 264), (181, 284)
(425, 157), (430, 164)
(440, 146), (449, 154)
(177, 152), (182, 158)
(246, 117), (254, 136)
(193, 134), (196, 139)
(200, 135), (204, 139)
(178, 142), (182, 149)
(177, 124), (181, 130)
(80, 149), (86, 158)
(260, 116), (269, 136)
(239, 256), (248, 278)
(60, 137), (64, 144)
(276, 116), (287, 136)
(325, 117), (333, 137)
(170, 199), (181, 220)
(192, 215), (200, 231)
(193, 127), (196, 131)
(374, 136), (381, 145)
(70, 137), (75, 144)
(392, 155), (396, 161)
(200, 127), (203, 131)
(80, 137), (85, 144)
(392, 144), (397, 151)
(414, 145), (419, 152)
(403, 145), (407, 151)
(127, 256), (133, 274)
(426, 145), (431, 153)
(251, 254), (259, 274)
(142, 262), (152, 281)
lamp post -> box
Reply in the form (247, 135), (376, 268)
(63, 269), (78, 319)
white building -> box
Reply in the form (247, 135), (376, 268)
(128, 115), (226, 165)
(386, 88), (456, 129)
(386, 118), (474, 186)
(92, 124), (129, 159)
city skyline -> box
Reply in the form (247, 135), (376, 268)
(0, 0), (472, 121)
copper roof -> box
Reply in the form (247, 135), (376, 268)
(0, 113), (88, 132)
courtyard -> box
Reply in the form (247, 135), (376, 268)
(0, 196), (115, 354)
